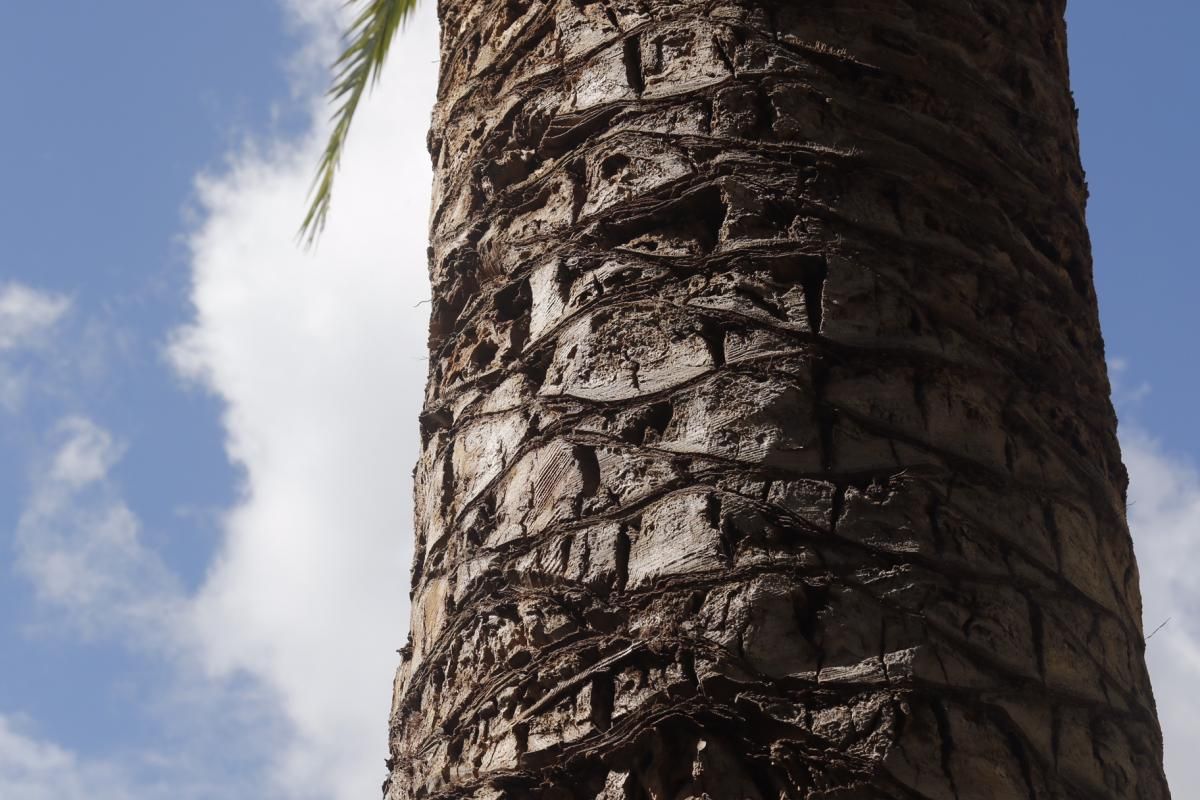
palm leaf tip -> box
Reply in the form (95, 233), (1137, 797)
(299, 0), (420, 247)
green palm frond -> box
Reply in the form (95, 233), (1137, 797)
(299, 0), (419, 246)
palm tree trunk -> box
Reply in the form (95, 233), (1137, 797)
(386, 1), (1170, 798)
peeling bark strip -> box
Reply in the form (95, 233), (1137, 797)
(389, 2), (1170, 798)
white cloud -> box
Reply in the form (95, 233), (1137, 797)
(0, 283), (69, 351)
(0, 714), (135, 800)
(47, 416), (125, 486)
(167, 0), (439, 796)
(1122, 427), (1200, 796)
(15, 416), (183, 643)
(0, 283), (70, 412)
(0, 705), (278, 800)
(0, 368), (28, 412)
(1110, 357), (1152, 408)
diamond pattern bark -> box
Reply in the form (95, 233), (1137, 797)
(385, 2), (1171, 798)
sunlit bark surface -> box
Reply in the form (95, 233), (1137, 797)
(386, 2), (1170, 798)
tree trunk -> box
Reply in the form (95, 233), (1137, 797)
(386, 2), (1170, 798)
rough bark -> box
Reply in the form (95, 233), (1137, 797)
(386, 2), (1170, 798)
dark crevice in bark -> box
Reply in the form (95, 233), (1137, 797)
(829, 482), (846, 536)
(712, 33), (737, 79)
(996, 712), (1040, 800)
(469, 339), (499, 371)
(418, 406), (453, 447)
(812, 356), (837, 478)
(575, 445), (602, 500)
(614, 522), (633, 593)
(623, 35), (645, 97)
(595, 0), (621, 33)
(797, 582), (829, 647)
(800, 255), (829, 335)
(1042, 500), (1065, 574)
(930, 700), (961, 800)
(590, 673), (615, 732)
(495, 278), (531, 322)
(1029, 596), (1047, 682)
(926, 495), (945, 554)
(697, 318), (727, 369)
(642, 401), (674, 444)
(1051, 709), (1063, 772)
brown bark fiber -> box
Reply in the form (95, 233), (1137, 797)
(386, 2), (1170, 798)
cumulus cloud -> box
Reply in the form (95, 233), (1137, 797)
(1122, 427), (1200, 796)
(167, 0), (439, 795)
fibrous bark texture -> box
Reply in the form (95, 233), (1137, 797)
(387, 2), (1170, 798)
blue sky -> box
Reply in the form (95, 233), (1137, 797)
(1070, 2), (1200, 455)
(2, 0), (291, 745)
(0, 2), (1197, 798)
